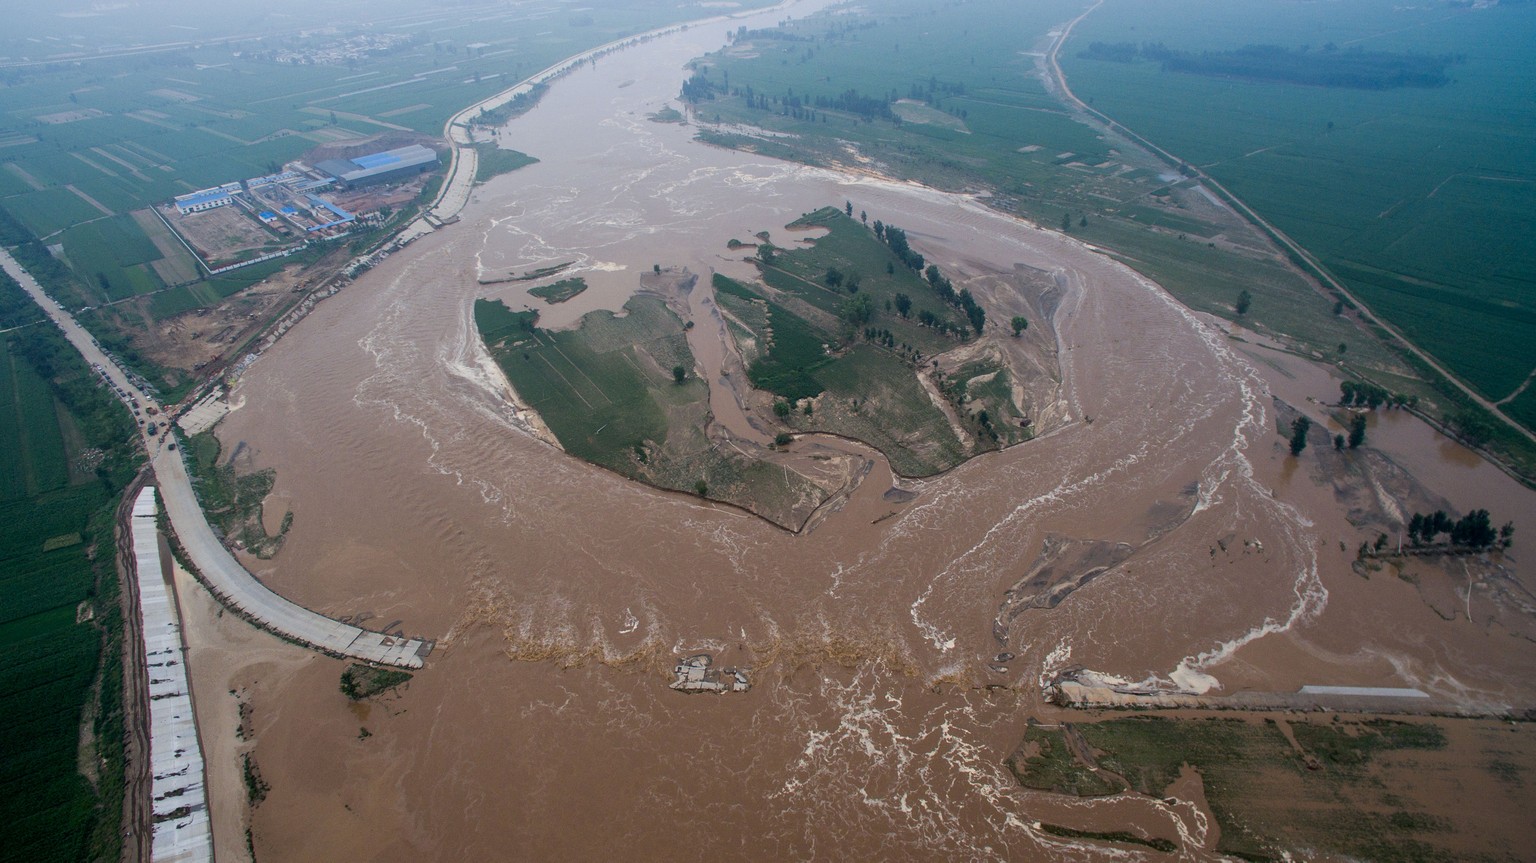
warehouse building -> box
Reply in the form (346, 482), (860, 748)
(173, 182), (241, 214)
(314, 145), (439, 189)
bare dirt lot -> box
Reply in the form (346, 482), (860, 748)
(133, 263), (313, 375)
(164, 205), (283, 267)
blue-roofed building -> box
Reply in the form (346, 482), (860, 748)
(313, 144), (439, 189)
(173, 182), (241, 214)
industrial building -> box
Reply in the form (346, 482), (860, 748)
(173, 182), (241, 214)
(314, 144), (439, 189)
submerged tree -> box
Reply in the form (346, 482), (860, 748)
(1236, 289), (1252, 316)
(1348, 413), (1367, 449)
(1289, 416), (1312, 456)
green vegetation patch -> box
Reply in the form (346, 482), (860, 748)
(472, 143), (539, 184)
(339, 664), (413, 700)
(795, 344), (965, 477)
(474, 297), (539, 345)
(716, 209), (991, 475)
(486, 296), (678, 471)
(942, 357), (1031, 448)
(479, 294), (827, 527)
(1018, 716), (1460, 862)
(1007, 723), (1122, 797)
(482, 294), (707, 476)
(760, 207), (969, 357)
(186, 431), (288, 558)
(528, 277), (588, 304)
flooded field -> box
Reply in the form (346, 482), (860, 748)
(204, 3), (1536, 859)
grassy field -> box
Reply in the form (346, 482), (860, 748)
(0, 271), (139, 863)
(185, 432), (288, 558)
(472, 143), (539, 185)
(1011, 715), (1479, 861)
(1061, 0), (1536, 405)
(712, 208), (1021, 476)
(528, 277), (588, 305)
(479, 293), (834, 528)
(484, 296), (693, 470)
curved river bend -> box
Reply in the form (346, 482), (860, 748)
(215, 5), (1536, 859)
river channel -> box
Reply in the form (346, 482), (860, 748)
(210, 4), (1536, 858)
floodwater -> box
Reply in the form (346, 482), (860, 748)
(213, 4), (1536, 859)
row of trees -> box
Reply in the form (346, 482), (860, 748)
(873, 221), (925, 271)
(925, 265), (985, 334)
(1405, 509), (1512, 550)
(1338, 380), (1418, 410)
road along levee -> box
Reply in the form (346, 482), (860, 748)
(150, 445), (432, 667)
(1, 247), (432, 669)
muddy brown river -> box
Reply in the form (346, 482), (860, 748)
(209, 5), (1536, 858)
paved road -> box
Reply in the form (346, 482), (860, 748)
(1, 249), (431, 669)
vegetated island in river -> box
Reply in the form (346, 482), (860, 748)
(476, 206), (1062, 530)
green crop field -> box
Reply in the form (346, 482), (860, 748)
(2, 333), (70, 496)
(483, 296), (690, 472)
(1061, 0), (1536, 405)
(0, 271), (140, 863)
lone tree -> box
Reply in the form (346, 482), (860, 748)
(672, 365), (687, 384)
(1289, 416), (1312, 456)
(893, 293), (912, 318)
(1235, 289), (1252, 316)
(1011, 315), (1029, 337)
(1347, 413), (1367, 449)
